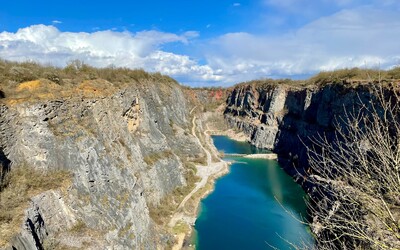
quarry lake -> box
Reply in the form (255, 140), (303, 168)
(194, 135), (313, 249)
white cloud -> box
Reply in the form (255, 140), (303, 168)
(0, 25), (220, 85)
(1, 2), (400, 87)
(52, 20), (62, 24)
(203, 5), (400, 83)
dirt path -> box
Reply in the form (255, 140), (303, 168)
(169, 112), (228, 249)
(189, 106), (197, 115)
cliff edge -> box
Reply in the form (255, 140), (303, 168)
(0, 63), (212, 249)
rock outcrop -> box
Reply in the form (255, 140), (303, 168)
(224, 81), (400, 249)
(0, 79), (204, 249)
(224, 82), (376, 174)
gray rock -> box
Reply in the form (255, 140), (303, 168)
(1, 81), (203, 249)
(224, 83), (376, 168)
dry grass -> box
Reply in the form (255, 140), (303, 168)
(182, 181), (214, 216)
(309, 67), (400, 85)
(305, 85), (400, 249)
(232, 67), (400, 90)
(69, 220), (88, 234)
(143, 150), (174, 166)
(235, 78), (306, 89)
(149, 163), (200, 225)
(172, 221), (190, 235)
(76, 79), (116, 97)
(148, 195), (178, 225)
(0, 59), (179, 104)
(0, 165), (71, 247)
(16, 80), (41, 92)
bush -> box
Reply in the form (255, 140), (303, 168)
(386, 67), (400, 79)
(8, 66), (37, 83)
(305, 85), (400, 249)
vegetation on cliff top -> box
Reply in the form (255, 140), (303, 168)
(0, 59), (179, 103)
(234, 67), (400, 89)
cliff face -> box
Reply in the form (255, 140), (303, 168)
(225, 82), (400, 249)
(0, 79), (203, 249)
(224, 83), (374, 172)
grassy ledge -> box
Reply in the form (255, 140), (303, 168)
(0, 165), (71, 247)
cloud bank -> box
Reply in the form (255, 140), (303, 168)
(0, 25), (222, 85)
(0, 3), (399, 86)
(206, 6), (400, 83)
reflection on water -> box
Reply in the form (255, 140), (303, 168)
(194, 136), (313, 250)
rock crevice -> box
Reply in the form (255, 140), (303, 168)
(1, 81), (203, 249)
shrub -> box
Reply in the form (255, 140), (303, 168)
(8, 66), (37, 83)
(386, 67), (400, 79)
(148, 195), (177, 225)
(305, 85), (400, 249)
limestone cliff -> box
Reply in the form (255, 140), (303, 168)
(224, 82), (377, 174)
(0, 78), (204, 249)
(224, 80), (400, 248)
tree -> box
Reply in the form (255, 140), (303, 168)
(305, 84), (400, 249)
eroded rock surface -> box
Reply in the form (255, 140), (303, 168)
(0, 80), (203, 249)
(224, 83), (375, 170)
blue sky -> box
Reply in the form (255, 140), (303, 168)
(0, 1), (249, 34)
(0, 0), (399, 86)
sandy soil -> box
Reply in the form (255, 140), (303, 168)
(244, 153), (278, 159)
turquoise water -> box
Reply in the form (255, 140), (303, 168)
(194, 135), (313, 249)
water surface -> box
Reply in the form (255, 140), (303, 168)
(194, 135), (313, 249)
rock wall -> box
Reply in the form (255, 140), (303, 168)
(225, 82), (400, 249)
(0, 80), (203, 249)
(224, 82), (375, 172)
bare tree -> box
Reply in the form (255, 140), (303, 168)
(305, 83), (400, 249)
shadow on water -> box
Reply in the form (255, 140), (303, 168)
(194, 136), (313, 250)
(212, 135), (269, 155)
